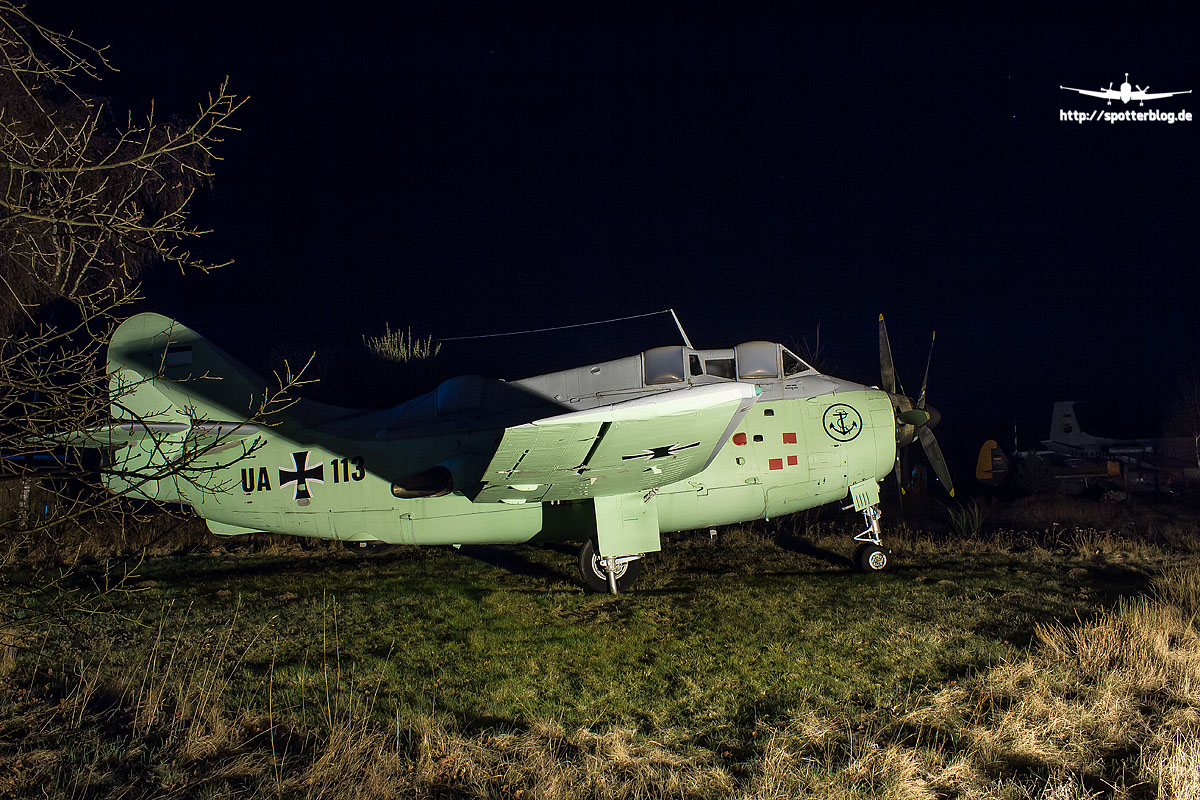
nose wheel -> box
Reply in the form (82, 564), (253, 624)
(852, 504), (891, 572)
(853, 541), (891, 571)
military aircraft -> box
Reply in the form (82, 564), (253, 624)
(56, 312), (953, 593)
(977, 401), (1199, 494)
(1059, 73), (1191, 106)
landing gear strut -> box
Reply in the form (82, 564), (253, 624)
(852, 504), (890, 572)
(844, 481), (891, 572)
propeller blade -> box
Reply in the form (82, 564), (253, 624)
(917, 331), (935, 409)
(893, 455), (906, 499)
(879, 314), (897, 394)
(918, 425), (955, 497)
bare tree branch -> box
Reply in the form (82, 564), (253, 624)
(0, 5), (290, 641)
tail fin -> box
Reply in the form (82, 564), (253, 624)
(1047, 401), (1084, 449)
(103, 313), (279, 502)
(975, 439), (1008, 485)
(109, 312), (351, 430)
(108, 312), (273, 425)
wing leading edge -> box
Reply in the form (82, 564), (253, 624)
(1136, 90), (1191, 100)
(472, 382), (759, 504)
(1059, 86), (1116, 100)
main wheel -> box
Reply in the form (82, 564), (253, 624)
(853, 543), (891, 572)
(578, 539), (643, 593)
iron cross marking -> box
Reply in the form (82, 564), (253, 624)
(622, 441), (701, 461)
(279, 451), (324, 500)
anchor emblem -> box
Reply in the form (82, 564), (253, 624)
(822, 404), (862, 442)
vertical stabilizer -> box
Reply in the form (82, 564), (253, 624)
(104, 313), (273, 503)
(107, 312), (271, 424)
(1048, 401), (1084, 449)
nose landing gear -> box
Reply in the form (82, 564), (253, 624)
(845, 480), (891, 572)
(852, 505), (891, 571)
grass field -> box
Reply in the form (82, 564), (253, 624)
(1, 505), (1199, 798)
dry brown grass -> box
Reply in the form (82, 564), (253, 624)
(401, 718), (734, 800)
(896, 565), (1200, 797)
(1157, 565), (1200, 614)
(734, 710), (980, 800)
(3, 593), (1199, 800)
(5, 520), (1200, 798)
(0, 628), (16, 678)
(1146, 732), (1200, 800)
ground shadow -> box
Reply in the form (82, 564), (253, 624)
(776, 534), (853, 568)
(456, 545), (573, 584)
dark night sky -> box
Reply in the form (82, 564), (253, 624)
(41, 4), (1200, 488)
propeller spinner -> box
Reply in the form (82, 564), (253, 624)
(878, 314), (955, 497)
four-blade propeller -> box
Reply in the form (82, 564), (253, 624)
(878, 314), (955, 498)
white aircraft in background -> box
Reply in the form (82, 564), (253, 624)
(1060, 73), (1191, 106)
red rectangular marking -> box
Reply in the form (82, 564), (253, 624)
(768, 458), (784, 471)
(787, 455), (798, 466)
(782, 432), (797, 444)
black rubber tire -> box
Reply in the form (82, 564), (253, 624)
(578, 539), (643, 593)
(853, 543), (891, 572)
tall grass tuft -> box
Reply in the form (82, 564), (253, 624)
(362, 323), (441, 363)
(1146, 731), (1200, 800)
(943, 500), (986, 537)
(1156, 564), (1200, 614)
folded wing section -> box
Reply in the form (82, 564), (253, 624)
(473, 383), (758, 503)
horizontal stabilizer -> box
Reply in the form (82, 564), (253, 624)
(38, 420), (263, 450)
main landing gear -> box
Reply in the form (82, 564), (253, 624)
(578, 539), (644, 594)
(851, 504), (891, 572)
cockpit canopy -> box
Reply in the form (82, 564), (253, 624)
(496, 338), (821, 416)
(642, 341), (815, 387)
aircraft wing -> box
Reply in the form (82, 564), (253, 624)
(1136, 90), (1191, 100)
(471, 382), (759, 503)
(1059, 86), (1116, 100)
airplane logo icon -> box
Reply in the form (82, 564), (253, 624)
(1060, 73), (1191, 106)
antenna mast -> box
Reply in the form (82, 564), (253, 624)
(669, 308), (694, 349)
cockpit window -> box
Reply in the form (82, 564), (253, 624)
(782, 347), (813, 376)
(689, 354), (703, 377)
(705, 358), (736, 380)
(736, 341), (780, 379)
(643, 346), (686, 385)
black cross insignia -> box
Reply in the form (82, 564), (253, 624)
(621, 441), (701, 461)
(279, 451), (324, 500)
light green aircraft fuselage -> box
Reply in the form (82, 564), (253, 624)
(95, 313), (923, 591)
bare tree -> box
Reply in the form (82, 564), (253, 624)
(0, 4), (298, 638)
